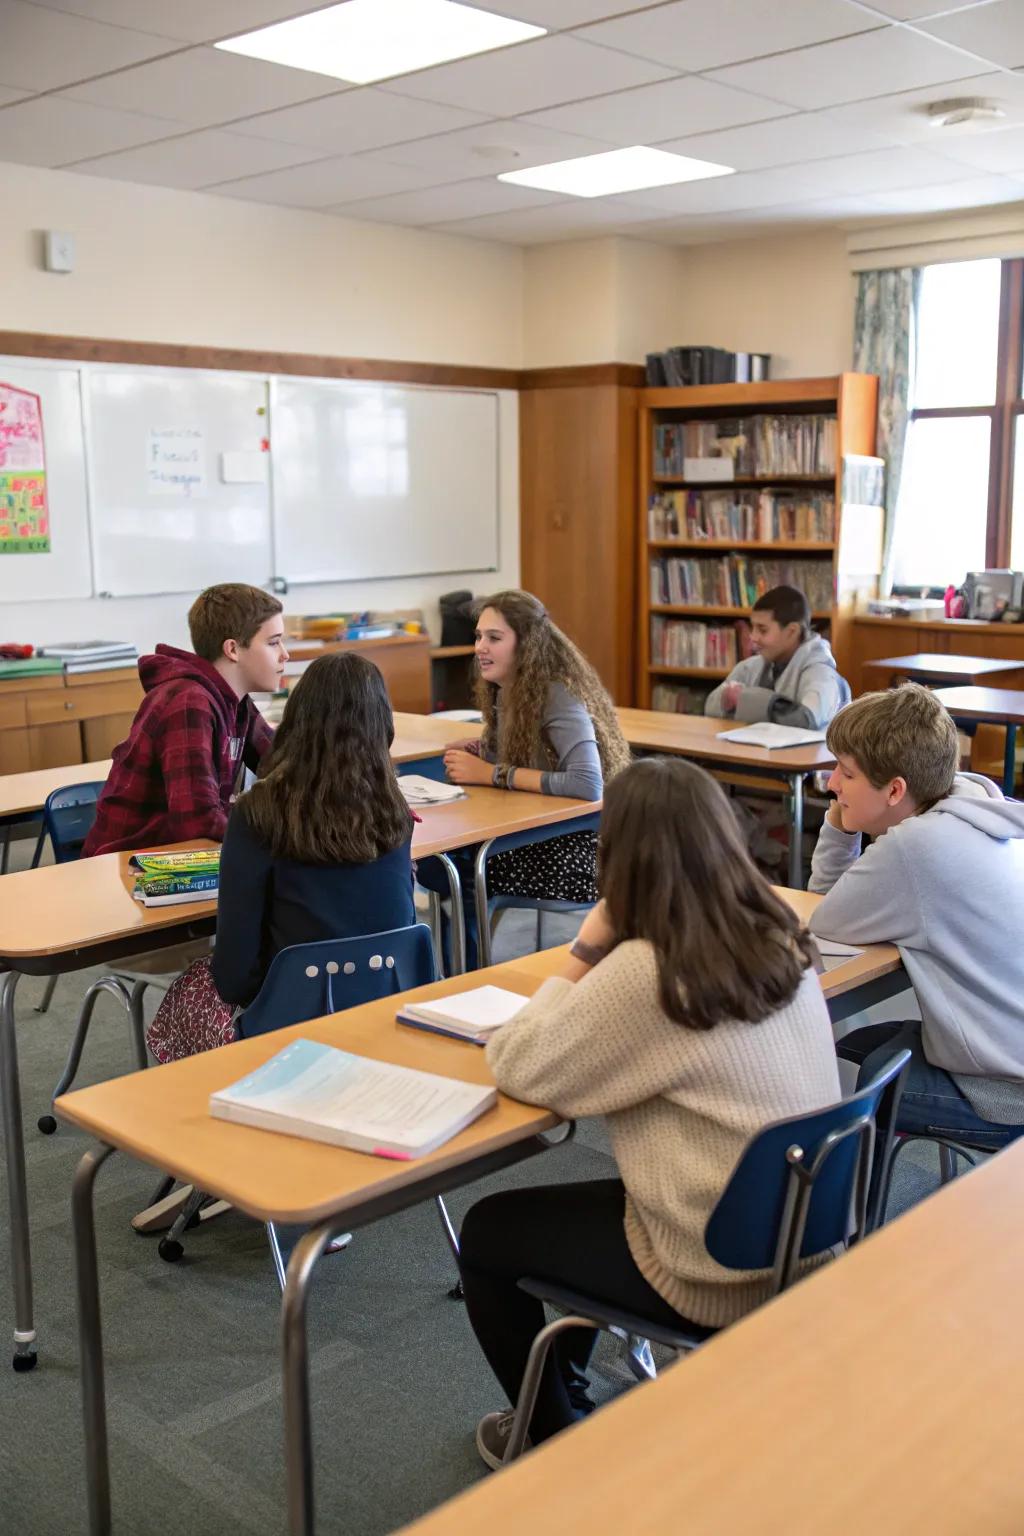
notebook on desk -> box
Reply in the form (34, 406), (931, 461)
(718, 723), (827, 750)
(397, 985), (529, 1045)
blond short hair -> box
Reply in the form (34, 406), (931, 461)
(188, 584), (282, 663)
(826, 683), (958, 806)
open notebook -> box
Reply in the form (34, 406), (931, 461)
(210, 1038), (496, 1160)
(717, 723), (827, 749)
(398, 775), (466, 807)
(397, 985), (529, 1045)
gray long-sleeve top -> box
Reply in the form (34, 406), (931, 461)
(480, 680), (603, 800)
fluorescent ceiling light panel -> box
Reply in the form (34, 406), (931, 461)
(498, 145), (734, 198)
(215, 0), (545, 85)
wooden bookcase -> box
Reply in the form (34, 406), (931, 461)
(637, 374), (879, 710)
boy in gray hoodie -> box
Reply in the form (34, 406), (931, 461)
(705, 585), (850, 729)
(809, 683), (1024, 1145)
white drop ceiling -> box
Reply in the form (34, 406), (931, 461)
(3, 0), (1024, 245)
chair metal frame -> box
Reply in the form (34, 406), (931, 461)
(499, 1049), (911, 1464)
(473, 812), (602, 969)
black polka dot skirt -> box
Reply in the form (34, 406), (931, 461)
(486, 829), (598, 903)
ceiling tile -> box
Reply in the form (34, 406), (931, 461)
(211, 154), (438, 207)
(461, 1), (663, 27)
(660, 111), (892, 171)
(17, 1), (314, 44)
(576, 0), (882, 74)
(0, 85), (30, 106)
(0, 0), (178, 92)
(435, 193), (672, 243)
(71, 128), (321, 189)
(930, 120), (1024, 171)
(918, 1), (1024, 68)
(612, 165), (836, 214)
(821, 70), (1024, 143)
(841, 172), (1024, 213)
(526, 73), (788, 144)
(867, 1), (993, 17)
(66, 44), (335, 128)
(382, 33), (673, 116)
(326, 177), (563, 225)
(359, 118), (614, 179)
(708, 25), (983, 110)
(774, 142), (978, 195)
(229, 88), (486, 154)
(0, 96), (178, 167)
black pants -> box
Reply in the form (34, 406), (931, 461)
(458, 1179), (710, 1443)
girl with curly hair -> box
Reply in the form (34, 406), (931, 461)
(425, 590), (630, 969)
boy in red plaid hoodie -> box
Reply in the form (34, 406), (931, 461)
(83, 584), (287, 857)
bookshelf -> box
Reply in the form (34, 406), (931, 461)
(637, 374), (879, 712)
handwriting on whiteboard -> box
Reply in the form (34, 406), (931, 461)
(147, 426), (207, 497)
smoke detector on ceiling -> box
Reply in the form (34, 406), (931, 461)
(925, 97), (1007, 130)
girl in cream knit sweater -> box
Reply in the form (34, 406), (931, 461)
(460, 756), (841, 1471)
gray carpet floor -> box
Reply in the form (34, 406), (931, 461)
(0, 832), (959, 1536)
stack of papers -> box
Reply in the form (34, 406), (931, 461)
(38, 641), (138, 674)
(210, 1038), (497, 1159)
(130, 848), (220, 906)
(397, 985), (529, 1044)
(718, 723), (827, 749)
(398, 774), (466, 806)
(810, 937), (865, 974)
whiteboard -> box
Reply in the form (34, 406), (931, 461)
(270, 378), (499, 584)
(86, 370), (272, 597)
(0, 361), (93, 602)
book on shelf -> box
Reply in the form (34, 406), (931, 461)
(651, 682), (709, 715)
(654, 415), (836, 478)
(650, 555), (835, 613)
(841, 454), (884, 506)
(717, 723), (827, 749)
(397, 985), (529, 1045)
(648, 489), (835, 543)
(650, 616), (739, 669)
(645, 347), (771, 387)
(209, 1037), (498, 1159)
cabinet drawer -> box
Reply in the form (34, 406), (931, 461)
(0, 696), (28, 730)
(25, 680), (143, 726)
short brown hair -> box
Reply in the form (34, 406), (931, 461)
(188, 584), (282, 662)
(826, 683), (958, 805)
(752, 585), (811, 635)
(599, 756), (816, 1030)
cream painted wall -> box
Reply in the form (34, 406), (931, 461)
(521, 238), (620, 367)
(0, 159), (523, 650)
(676, 228), (856, 379)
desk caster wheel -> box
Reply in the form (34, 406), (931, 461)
(158, 1237), (183, 1263)
(447, 1280), (464, 1301)
(13, 1350), (37, 1373)
(38, 1115), (57, 1135)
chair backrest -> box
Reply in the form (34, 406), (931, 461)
(237, 923), (437, 1040)
(42, 782), (105, 863)
(704, 1049), (911, 1295)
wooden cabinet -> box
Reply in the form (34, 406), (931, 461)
(284, 633), (432, 714)
(0, 668), (142, 771)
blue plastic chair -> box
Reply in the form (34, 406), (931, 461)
(31, 780), (104, 866)
(498, 1048), (911, 1463)
(473, 812), (602, 969)
(161, 925), (463, 1291)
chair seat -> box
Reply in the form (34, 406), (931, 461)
(518, 1278), (714, 1350)
(489, 895), (593, 916)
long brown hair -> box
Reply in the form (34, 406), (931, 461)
(600, 756), (816, 1030)
(473, 590), (631, 778)
(240, 652), (412, 864)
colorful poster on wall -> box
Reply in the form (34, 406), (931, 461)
(0, 382), (49, 554)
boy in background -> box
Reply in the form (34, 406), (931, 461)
(705, 584), (850, 730)
(83, 583), (285, 856)
(810, 683), (1024, 1145)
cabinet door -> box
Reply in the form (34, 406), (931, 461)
(83, 714), (133, 761)
(27, 722), (83, 770)
(0, 728), (32, 774)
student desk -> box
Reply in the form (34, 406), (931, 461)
(615, 709), (835, 888)
(57, 912), (901, 1536)
(399, 1134), (1024, 1536)
(0, 787), (596, 1373)
(931, 686), (1024, 796)
(864, 652), (1024, 688)
(0, 757), (112, 872)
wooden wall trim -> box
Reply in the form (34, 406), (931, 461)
(0, 331), (522, 391)
(519, 362), (647, 390)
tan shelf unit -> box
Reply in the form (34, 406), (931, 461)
(637, 374), (879, 711)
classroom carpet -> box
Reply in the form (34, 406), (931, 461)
(0, 835), (959, 1536)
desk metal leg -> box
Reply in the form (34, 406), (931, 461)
(0, 968), (36, 1371)
(788, 774), (805, 890)
(1004, 723), (1018, 797)
(281, 1222), (337, 1536)
(73, 1143), (115, 1536)
(1, 823), (10, 875)
(433, 852), (465, 977)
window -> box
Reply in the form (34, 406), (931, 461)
(890, 257), (1024, 590)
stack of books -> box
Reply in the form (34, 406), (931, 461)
(645, 348), (771, 386)
(651, 555), (834, 612)
(38, 640), (138, 674)
(130, 849), (220, 907)
(654, 416), (836, 478)
(648, 489), (835, 543)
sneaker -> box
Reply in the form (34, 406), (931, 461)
(475, 1410), (530, 1471)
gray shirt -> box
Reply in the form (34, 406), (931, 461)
(481, 680), (603, 801)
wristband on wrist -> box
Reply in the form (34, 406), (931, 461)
(492, 762), (511, 790)
(569, 937), (610, 967)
